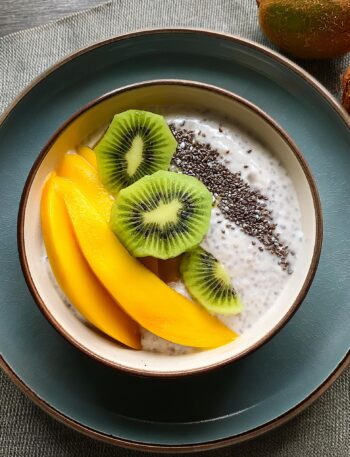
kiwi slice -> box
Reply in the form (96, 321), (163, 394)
(95, 110), (177, 194)
(110, 170), (212, 259)
(180, 246), (243, 315)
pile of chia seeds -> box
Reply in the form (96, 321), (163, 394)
(170, 125), (292, 273)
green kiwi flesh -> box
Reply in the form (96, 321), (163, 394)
(95, 110), (177, 194)
(180, 246), (243, 315)
(110, 171), (212, 259)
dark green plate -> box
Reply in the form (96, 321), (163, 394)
(0, 30), (349, 452)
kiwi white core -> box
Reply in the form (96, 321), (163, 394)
(143, 199), (182, 226)
(125, 135), (144, 176)
(215, 262), (231, 284)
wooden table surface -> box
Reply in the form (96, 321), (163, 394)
(0, 0), (105, 37)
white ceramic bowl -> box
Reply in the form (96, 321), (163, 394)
(18, 81), (322, 377)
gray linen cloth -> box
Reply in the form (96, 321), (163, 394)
(0, 1), (349, 456)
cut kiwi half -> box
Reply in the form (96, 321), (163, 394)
(110, 170), (212, 259)
(180, 246), (243, 315)
(95, 110), (177, 194)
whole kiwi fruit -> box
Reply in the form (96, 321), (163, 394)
(342, 65), (350, 114)
(257, 0), (350, 59)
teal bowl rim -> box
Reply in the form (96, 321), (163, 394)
(0, 28), (348, 452)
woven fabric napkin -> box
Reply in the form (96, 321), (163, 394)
(0, 1), (349, 456)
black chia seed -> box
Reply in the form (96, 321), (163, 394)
(170, 126), (292, 272)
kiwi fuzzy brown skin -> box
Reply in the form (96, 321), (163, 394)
(342, 66), (350, 114)
(258, 0), (350, 59)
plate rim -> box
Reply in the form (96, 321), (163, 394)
(1, 28), (349, 451)
(2, 355), (349, 453)
(1, 28), (349, 129)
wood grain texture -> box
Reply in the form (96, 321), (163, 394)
(0, 0), (106, 37)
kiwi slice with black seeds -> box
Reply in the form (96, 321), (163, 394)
(180, 246), (243, 315)
(110, 170), (212, 259)
(95, 110), (177, 194)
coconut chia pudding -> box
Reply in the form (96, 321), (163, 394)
(134, 110), (303, 354)
(43, 108), (303, 355)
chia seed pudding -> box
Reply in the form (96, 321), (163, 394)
(48, 108), (303, 356)
(140, 110), (303, 354)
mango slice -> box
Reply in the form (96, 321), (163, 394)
(77, 145), (97, 168)
(57, 153), (113, 222)
(140, 257), (159, 276)
(158, 256), (183, 283)
(61, 152), (160, 278)
(41, 173), (141, 349)
(55, 176), (238, 348)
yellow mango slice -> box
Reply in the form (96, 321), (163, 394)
(55, 176), (238, 348)
(158, 256), (183, 283)
(77, 145), (97, 168)
(140, 257), (159, 276)
(41, 173), (141, 349)
(57, 153), (113, 222)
